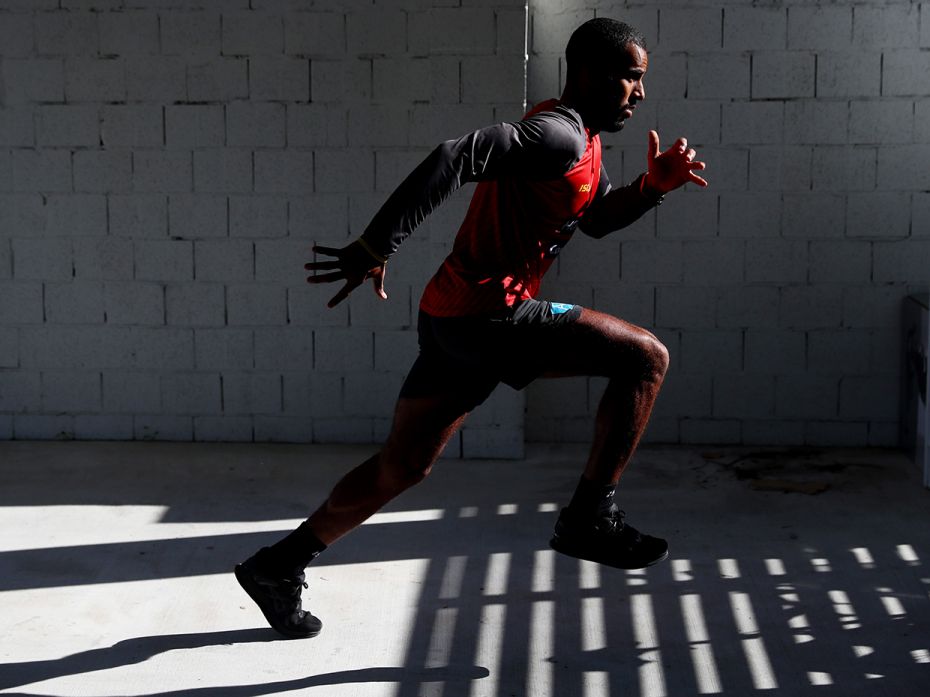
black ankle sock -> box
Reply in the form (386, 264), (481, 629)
(261, 520), (327, 575)
(568, 476), (618, 517)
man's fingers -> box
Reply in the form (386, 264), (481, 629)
(687, 171), (709, 187)
(306, 271), (346, 284)
(689, 160), (707, 171)
(685, 148), (697, 161)
(327, 282), (356, 308)
(674, 137), (687, 152)
(304, 260), (341, 271)
(312, 245), (342, 256)
(647, 130), (660, 164)
(372, 268), (387, 300)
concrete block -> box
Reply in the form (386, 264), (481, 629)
(878, 144), (930, 190)
(187, 58), (249, 102)
(161, 11), (221, 56)
(102, 281), (165, 325)
(347, 285), (412, 328)
(168, 194), (228, 239)
(0, 108), (34, 147)
(35, 10), (97, 55)
(873, 240), (930, 283)
(75, 414), (134, 440)
(655, 286), (716, 329)
(716, 286), (779, 328)
(655, 190), (717, 239)
(0, 328), (18, 368)
(849, 100), (914, 144)
(194, 416), (254, 442)
(161, 372), (221, 414)
(724, 6), (785, 50)
(376, 149), (431, 193)
(254, 151), (315, 194)
(557, 236), (620, 285)
(14, 415), (75, 440)
(867, 420), (899, 447)
(846, 193), (910, 239)
(817, 52), (881, 98)
(842, 286), (907, 329)
(222, 372), (281, 414)
(314, 327), (372, 372)
(65, 57), (125, 102)
(166, 106), (225, 149)
(0, 195), (45, 240)
(787, 6), (851, 50)
(226, 284), (287, 326)
(426, 56), (461, 105)
(46, 195), (107, 237)
(924, 2), (930, 47)
(840, 375), (898, 420)
(462, 56), (526, 104)
(12, 238), (72, 280)
(20, 325), (131, 371)
(659, 7), (721, 51)
(496, 6), (526, 56)
(853, 5), (919, 49)
(591, 283), (655, 328)
(101, 105), (163, 148)
(751, 52), (815, 99)
(108, 194), (168, 238)
(285, 371), (343, 418)
(285, 11), (345, 56)
(686, 53), (750, 101)
(1, 58), (64, 104)
(0, 239), (9, 279)
(409, 105), (494, 147)
(915, 193), (930, 236)
(808, 329), (871, 376)
(682, 241), (746, 290)
(254, 238), (308, 283)
(313, 149), (373, 193)
(775, 374), (838, 419)
(527, 54), (561, 105)
(783, 193), (845, 239)
(74, 150), (132, 193)
(679, 418), (740, 445)
(165, 283), (225, 326)
(748, 145), (812, 192)
(656, 101), (720, 147)
(312, 416), (372, 444)
(288, 194), (348, 238)
(133, 151), (192, 193)
(346, 193), (383, 237)
(98, 10), (159, 54)
(41, 371), (101, 412)
(811, 146), (876, 192)
(808, 240), (870, 284)
(249, 327), (311, 372)
(718, 192), (780, 238)
(426, 7), (496, 55)
(134, 239), (194, 281)
(461, 426), (524, 459)
(0, 371), (41, 412)
(311, 59), (372, 104)
(0, 11), (33, 57)
(103, 371), (161, 414)
(287, 105), (347, 148)
(680, 330), (743, 374)
(229, 195), (287, 238)
(287, 285), (350, 327)
(222, 10), (283, 55)
(194, 239), (253, 283)
(372, 58), (430, 105)
(621, 240), (681, 283)
(741, 419), (805, 446)
(722, 102), (784, 145)
(125, 56), (187, 103)
(713, 373), (775, 419)
(344, 371), (404, 417)
(348, 105), (409, 148)
(250, 56), (310, 102)
(784, 100), (849, 145)
(917, 100), (930, 143)
(134, 415), (194, 442)
(346, 8), (405, 56)
(253, 415), (311, 442)
(693, 146), (748, 192)
(779, 285), (844, 330)
(193, 150), (252, 194)
(45, 280), (105, 324)
(194, 328), (253, 370)
(745, 239), (806, 284)
(12, 150), (71, 193)
(743, 328), (805, 374)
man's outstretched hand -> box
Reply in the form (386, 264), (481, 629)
(305, 241), (387, 308)
(644, 130), (708, 194)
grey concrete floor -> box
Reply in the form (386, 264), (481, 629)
(0, 441), (928, 697)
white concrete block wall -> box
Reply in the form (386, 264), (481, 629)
(525, 0), (930, 447)
(0, 0), (528, 455)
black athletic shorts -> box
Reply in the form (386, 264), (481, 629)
(399, 298), (584, 411)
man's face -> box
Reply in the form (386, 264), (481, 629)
(588, 43), (648, 133)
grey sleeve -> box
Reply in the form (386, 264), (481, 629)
(360, 111), (585, 259)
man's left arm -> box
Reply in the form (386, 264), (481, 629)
(580, 130), (707, 239)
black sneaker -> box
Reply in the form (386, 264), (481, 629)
(234, 548), (322, 639)
(549, 506), (669, 569)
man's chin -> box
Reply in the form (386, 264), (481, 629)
(601, 118), (626, 133)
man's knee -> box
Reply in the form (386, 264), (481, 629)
(614, 331), (669, 383)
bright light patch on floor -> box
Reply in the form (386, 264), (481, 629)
(483, 552), (510, 596)
(470, 603), (505, 697)
(828, 590), (860, 630)
(583, 671), (610, 697)
(579, 559), (601, 590)
(532, 549), (555, 593)
(807, 671), (833, 686)
(897, 544), (919, 565)
(851, 547), (875, 568)
(865, 673), (885, 680)
(853, 645), (874, 658)
(879, 595), (906, 617)
(632, 594), (667, 697)
(438, 555), (467, 600)
(730, 592), (778, 690)
(537, 502), (559, 513)
(793, 634), (815, 644)
(718, 558), (740, 579)
(366, 509), (445, 524)
(527, 600), (554, 697)
(680, 594), (722, 694)
(425, 606), (457, 669)
(672, 559), (693, 582)
(458, 506), (478, 518)
(811, 558), (832, 573)
(788, 613), (810, 629)
(497, 503), (518, 515)
(627, 568), (647, 587)
(764, 558), (786, 576)
(581, 596), (607, 652)
(910, 649), (930, 663)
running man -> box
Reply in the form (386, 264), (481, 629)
(235, 18), (708, 639)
